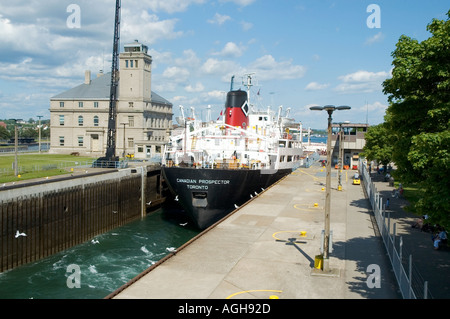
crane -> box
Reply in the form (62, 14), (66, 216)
(97, 0), (121, 167)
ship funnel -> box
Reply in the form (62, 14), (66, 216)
(224, 90), (249, 128)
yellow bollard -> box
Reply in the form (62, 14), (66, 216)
(300, 231), (307, 237)
(314, 203), (318, 207)
(269, 295), (279, 299)
(71, 168), (74, 172)
(314, 255), (323, 270)
(17, 174), (21, 178)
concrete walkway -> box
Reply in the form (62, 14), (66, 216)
(369, 173), (450, 299)
(111, 161), (401, 299)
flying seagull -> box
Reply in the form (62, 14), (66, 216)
(179, 222), (188, 226)
(234, 204), (239, 209)
(174, 195), (179, 201)
(15, 230), (27, 238)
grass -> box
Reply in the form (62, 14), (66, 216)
(394, 180), (423, 215)
(0, 153), (97, 183)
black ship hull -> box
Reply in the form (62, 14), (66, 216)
(161, 166), (292, 229)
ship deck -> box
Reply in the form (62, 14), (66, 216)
(109, 160), (400, 299)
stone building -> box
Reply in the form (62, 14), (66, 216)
(49, 40), (173, 160)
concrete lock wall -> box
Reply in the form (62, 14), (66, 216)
(0, 166), (164, 273)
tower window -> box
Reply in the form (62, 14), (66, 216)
(130, 60), (133, 68)
(60, 102), (64, 108)
(78, 102), (83, 108)
(125, 60), (129, 68)
(59, 136), (65, 146)
(78, 116), (84, 126)
(94, 101), (99, 108)
(59, 115), (64, 126)
(94, 116), (99, 127)
(78, 136), (84, 147)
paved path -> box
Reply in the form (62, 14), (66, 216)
(369, 172), (450, 299)
(111, 161), (401, 299)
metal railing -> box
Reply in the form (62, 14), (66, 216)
(359, 159), (431, 299)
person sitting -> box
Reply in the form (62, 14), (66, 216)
(432, 228), (448, 250)
(412, 214), (428, 230)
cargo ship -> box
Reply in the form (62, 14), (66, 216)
(162, 75), (305, 229)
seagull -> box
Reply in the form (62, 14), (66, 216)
(234, 204), (239, 209)
(174, 195), (179, 201)
(15, 230), (27, 238)
(112, 211), (118, 214)
(166, 247), (176, 253)
(91, 239), (99, 244)
(179, 222), (188, 226)
(254, 191), (258, 195)
(146, 201), (152, 205)
(250, 194), (253, 198)
(261, 188), (264, 191)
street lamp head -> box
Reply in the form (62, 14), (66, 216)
(336, 105), (351, 111)
(309, 106), (323, 111)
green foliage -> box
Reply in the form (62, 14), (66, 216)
(360, 123), (394, 167)
(382, 10), (450, 228)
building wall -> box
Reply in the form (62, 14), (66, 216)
(49, 43), (172, 159)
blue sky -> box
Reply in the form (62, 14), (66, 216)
(0, 0), (448, 130)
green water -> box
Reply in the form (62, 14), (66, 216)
(0, 208), (200, 299)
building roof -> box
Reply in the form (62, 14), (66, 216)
(51, 72), (172, 105)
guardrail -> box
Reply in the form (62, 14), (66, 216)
(359, 159), (431, 299)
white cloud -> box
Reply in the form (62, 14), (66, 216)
(162, 66), (190, 83)
(185, 82), (205, 92)
(121, 10), (183, 45)
(247, 55), (306, 80)
(338, 70), (389, 83)
(241, 21), (253, 31)
(334, 70), (390, 94)
(207, 13), (231, 25)
(365, 32), (385, 45)
(132, 0), (206, 14)
(305, 82), (329, 91)
(201, 58), (239, 76)
(213, 42), (245, 58)
(219, 0), (256, 6)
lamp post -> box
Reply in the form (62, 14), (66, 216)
(309, 105), (350, 272)
(9, 119), (23, 177)
(37, 115), (43, 153)
(121, 123), (128, 158)
(335, 121), (350, 191)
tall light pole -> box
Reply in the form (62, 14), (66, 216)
(121, 123), (128, 158)
(10, 119), (22, 177)
(37, 115), (43, 153)
(335, 121), (350, 191)
(310, 105), (350, 272)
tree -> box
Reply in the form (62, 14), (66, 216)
(382, 10), (450, 228)
(361, 123), (394, 169)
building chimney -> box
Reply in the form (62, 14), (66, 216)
(85, 70), (91, 84)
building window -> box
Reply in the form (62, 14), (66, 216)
(128, 138), (134, 148)
(59, 115), (64, 126)
(59, 136), (64, 146)
(129, 102), (134, 108)
(125, 60), (129, 68)
(135, 60), (138, 68)
(78, 102), (83, 108)
(94, 116), (99, 127)
(128, 116), (134, 127)
(78, 136), (84, 147)
(130, 60), (134, 68)
(78, 116), (83, 126)
(60, 101), (64, 108)
(94, 101), (99, 108)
